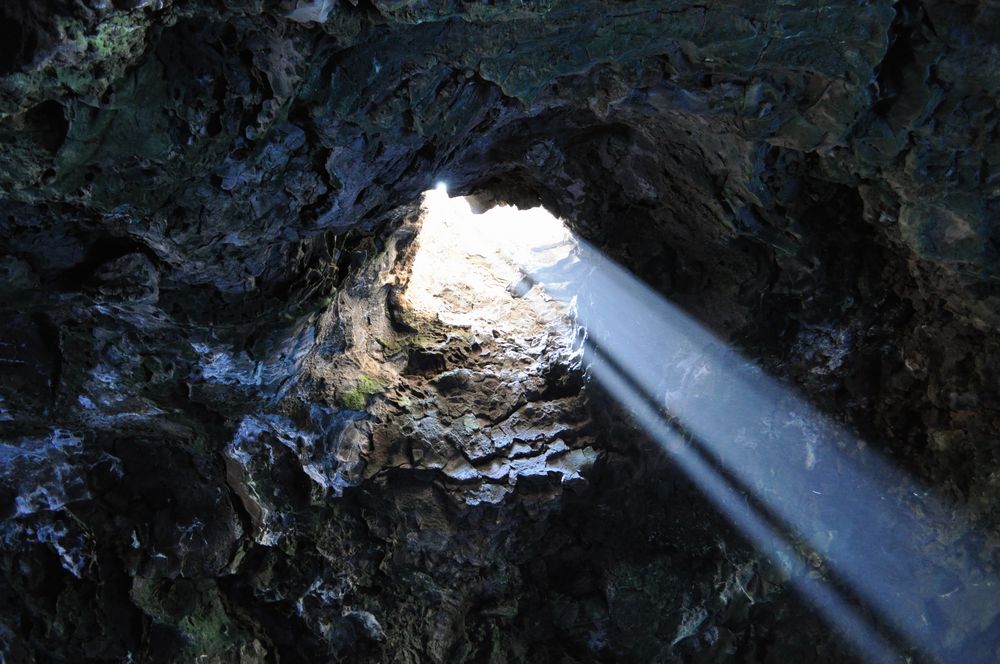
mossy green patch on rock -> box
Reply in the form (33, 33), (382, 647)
(375, 335), (407, 358)
(0, 12), (154, 117)
(130, 577), (247, 658)
(339, 373), (385, 410)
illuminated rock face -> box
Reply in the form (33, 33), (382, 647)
(0, 1), (999, 662)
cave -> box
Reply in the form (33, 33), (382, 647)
(1, 1), (999, 663)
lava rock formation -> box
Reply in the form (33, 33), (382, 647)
(0, 1), (998, 662)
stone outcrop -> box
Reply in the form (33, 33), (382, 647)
(0, 1), (998, 662)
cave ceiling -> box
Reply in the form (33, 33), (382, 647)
(0, 1), (999, 662)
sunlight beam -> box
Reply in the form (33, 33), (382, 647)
(413, 188), (1000, 663)
(585, 340), (905, 663)
(528, 240), (1000, 664)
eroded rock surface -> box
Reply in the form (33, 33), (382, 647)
(0, 1), (999, 662)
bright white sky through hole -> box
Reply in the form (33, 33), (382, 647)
(406, 184), (575, 337)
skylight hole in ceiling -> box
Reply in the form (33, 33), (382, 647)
(405, 184), (578, 343)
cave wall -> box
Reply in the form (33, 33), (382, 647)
(0, 1), (998, 662)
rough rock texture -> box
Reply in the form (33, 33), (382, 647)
(0, 1), (998, 662)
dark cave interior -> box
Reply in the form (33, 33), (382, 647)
(0, 1), (999, 663)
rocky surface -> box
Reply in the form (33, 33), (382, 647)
(0, 0), (999, 662)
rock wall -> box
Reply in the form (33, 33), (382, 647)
(0, 1), (998, 662)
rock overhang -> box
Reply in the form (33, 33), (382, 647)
(0, 1), (999, 662)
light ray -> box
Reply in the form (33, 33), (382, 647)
(415, 189), (1000, 663)
(585, 341), (904, 663)
(534, 239), (1000, 664)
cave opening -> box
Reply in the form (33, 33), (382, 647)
(2, 3), (1000, 663)
(380, 176), (985, 661)
(406, 183), (577, 343)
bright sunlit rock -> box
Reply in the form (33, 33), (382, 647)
(406, 186), (575, 336)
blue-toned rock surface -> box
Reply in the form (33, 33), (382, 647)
(0, 1), (998, 662)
